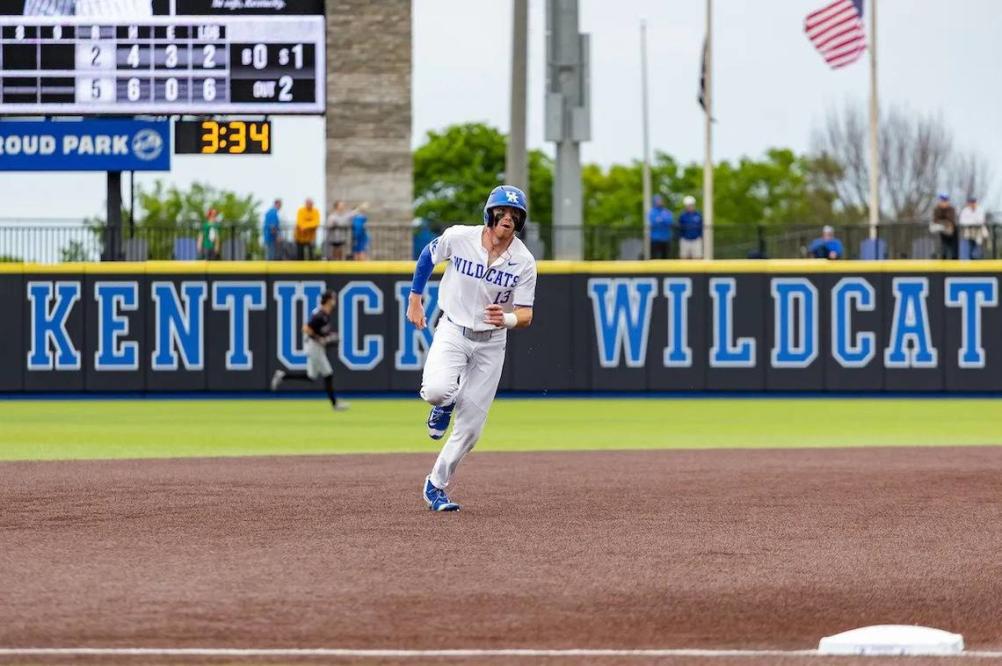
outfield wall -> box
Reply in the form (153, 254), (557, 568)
(1, 261), (1001, 394)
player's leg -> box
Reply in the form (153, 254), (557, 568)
(273, 343), (347, 410)
(420, 323), (469, 438)
(307, 342), (347, 410)
(428, 334), (505, 491)
(322, 374), (349, 410)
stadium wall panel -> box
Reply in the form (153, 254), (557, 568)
(943, 272), (1002, 391)
(0, 268), (24, 392)
(3, 261), (1001, 395)
(23, 267), (87, 392)
(84, 271), (147, 392)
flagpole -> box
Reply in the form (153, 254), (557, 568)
(703, 0), (714, 259)
(867, 0), (879, 241)
(641, 20), (652, 260)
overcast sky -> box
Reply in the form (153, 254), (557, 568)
(2, 0), (1000, 220)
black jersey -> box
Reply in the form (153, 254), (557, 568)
(307, 307), (331, 338)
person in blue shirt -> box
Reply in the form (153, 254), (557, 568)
(262, 198), (282, 260)
(677, 195), (704, 259)
(647, 194), (673, 259)
(412, 217), (436, 260)
(808, 225), (844, 260)
(351, 203), (370, 260)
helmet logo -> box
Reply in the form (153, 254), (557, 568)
(506, 191), (520, 203)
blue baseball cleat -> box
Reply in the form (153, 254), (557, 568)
(423, 476), (460, 512)
(427, 403), (455, 440)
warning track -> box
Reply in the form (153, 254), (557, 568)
(1, 447), (1000, 663)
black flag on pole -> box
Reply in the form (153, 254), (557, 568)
(698, 38), (716, 122)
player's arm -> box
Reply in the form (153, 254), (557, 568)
(407, 235), (448, 330)
(301, 323), (320, 340)
(484, 304), (532, 329)
(302, 311), (327, 341)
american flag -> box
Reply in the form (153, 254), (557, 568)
(804, 0), (867, 69)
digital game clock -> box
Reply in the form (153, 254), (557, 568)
(174, 119), (270, 155)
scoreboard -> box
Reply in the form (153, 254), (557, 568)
(0, 11), (324, 115)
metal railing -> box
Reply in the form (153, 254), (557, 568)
(0, 221), (420, 263)
(538, 220), (1002, 261)
(1, 218), (1000, 263)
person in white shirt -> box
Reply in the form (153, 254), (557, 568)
(325, 200), (357, 261)
(958, 195), (988, 260)
(406, 185), (537, 512)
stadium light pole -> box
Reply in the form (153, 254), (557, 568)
(867, 0), (880, 241)
(640, 20), (651, 261)
(546, 0), (590, 260)
(702, 0), (714, 260)
(507, 0), (529, 202)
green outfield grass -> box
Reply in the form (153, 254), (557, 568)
(1, 397), (1001, 462)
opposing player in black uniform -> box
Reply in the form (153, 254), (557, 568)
(270, 290), (349, 411)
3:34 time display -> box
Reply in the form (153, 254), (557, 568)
(174, 120), (271, 155)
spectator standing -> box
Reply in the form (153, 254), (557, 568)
(647, 194), (673, 259)
(930, 194), (958, 260)
(198, 208), (221, 260)
(351, 203), (370, 261)
(295, 197), (320, 260)
(959, 195), (988, 260)
(808, 225), (844, 260)
(325, 200), (356, 260)
(262, 198), (282, 261)
(677, 195), (704, 260)
(413, 218), (435, 260)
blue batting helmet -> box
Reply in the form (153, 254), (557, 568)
(483, 185), (528, 232)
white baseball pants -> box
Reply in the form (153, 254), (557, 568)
(679, 238), (704, 259)
(421, 318), (506, 489)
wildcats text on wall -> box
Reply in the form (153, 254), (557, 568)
(1, 261), (1000, 393)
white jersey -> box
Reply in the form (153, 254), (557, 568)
(430, 225), (537, 332)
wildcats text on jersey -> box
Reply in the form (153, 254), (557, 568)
(450, 256), (520, 288)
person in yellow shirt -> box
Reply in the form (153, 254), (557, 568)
(295, 197), (320, 260)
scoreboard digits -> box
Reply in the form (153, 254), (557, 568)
(0, 16), (324, 114)
(174, 119), (271, 155)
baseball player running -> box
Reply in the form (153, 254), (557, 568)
(407, 185), (537, 512)
(271, 289), (350, 411)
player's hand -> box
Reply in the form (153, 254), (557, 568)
(407, 293), (426, 329)
(484, 304), (505, 327)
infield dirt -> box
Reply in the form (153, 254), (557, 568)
(1, 446), (1001, 664)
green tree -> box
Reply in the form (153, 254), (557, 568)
(414, 122), (839, 259)
(413, 122), (553, 245)
(85, 182), (262, 260)
(60, 240), (94, 262)
(582, 149), (838, 258)
(133, 181), (262, 259)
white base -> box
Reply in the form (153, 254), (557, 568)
(818, 625), (964, 656)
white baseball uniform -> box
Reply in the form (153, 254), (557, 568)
(421, 225), (537, 489)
